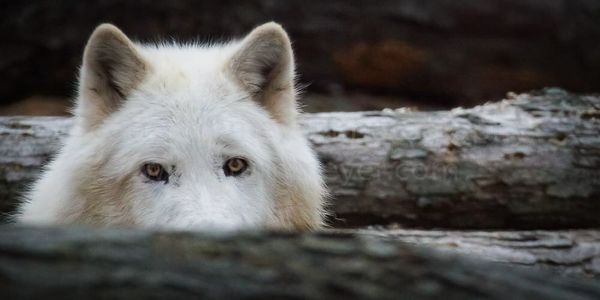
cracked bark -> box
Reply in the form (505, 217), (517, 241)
(0, 89), (599, 228)
(1, 226), (600, 299)
(351, 228), (600, 278)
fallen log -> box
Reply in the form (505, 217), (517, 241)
(351, 228), (600, 277)
(1, 89), (599, 228)
(1, 225), (600, 299)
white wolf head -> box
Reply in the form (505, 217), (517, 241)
(17, 23), (327, 231)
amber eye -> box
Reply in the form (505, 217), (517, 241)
(142, 163), (169, 182)
(223, 157), (248, 177)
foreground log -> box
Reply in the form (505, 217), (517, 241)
(1, 89), (599, 228)
(353, 229), (600, 277)
(1, 226), (600, 299)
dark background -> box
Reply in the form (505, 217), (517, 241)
(1, 0), (599, 115)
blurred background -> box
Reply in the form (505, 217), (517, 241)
(1, 0), (599, 115)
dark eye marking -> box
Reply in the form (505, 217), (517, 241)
(142, 163), (169, 183)
(223, 157), (249, 177)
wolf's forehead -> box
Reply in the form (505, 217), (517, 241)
(133, 102), (254, 133)
(120, 96), (269, 148)
(140, 43), (237, 79)
(110, 104), (272, 167)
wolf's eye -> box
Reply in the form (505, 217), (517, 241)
(142, 163), (169, 182)
(223, 158), (248, 177)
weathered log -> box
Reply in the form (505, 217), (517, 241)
(1, 226), (600, 299)
(1, 89), (599, 228)
(351, 228), (600, 277)
(2, 1), (600, 108)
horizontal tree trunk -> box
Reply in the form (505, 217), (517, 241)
(1, 226), (600, 299)
(352, 228), (600, 277)
(1, 89), (599, 228)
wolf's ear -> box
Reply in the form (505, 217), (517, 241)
(226, 22), (297, 125)
(77, 24), (148, 130)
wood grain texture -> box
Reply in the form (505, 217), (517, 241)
(352, 229), (600, 277)
(1, 89), (599, 228)
(1, 226), (600, 299)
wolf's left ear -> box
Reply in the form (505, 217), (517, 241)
(77, 24), (149, 130)
(226, 22), (297, 125)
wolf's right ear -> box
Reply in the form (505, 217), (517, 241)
(226, 22), (298, 126)
(76, 24), (149, 130)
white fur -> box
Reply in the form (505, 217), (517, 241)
(17, 23), (326, 231)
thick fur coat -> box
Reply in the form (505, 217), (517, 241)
(17, 23), (326, 231)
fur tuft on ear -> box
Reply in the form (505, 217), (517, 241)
(227, 22), (297, 125)
(76, 24), (149, 131)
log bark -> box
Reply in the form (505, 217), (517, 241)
(351, 229), (600, 277)
(1, 226), (600, 299)
(2, 1), (600, 108)
(1, 89), (599, 228)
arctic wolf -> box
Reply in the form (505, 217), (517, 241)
(17, 23), (326, 230)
